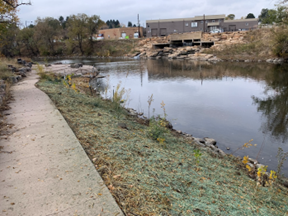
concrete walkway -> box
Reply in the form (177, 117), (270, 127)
(0, 70), (123, 216)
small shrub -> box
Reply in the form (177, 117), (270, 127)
(272, 27), (288, 57)
(148, 116), (168, 141)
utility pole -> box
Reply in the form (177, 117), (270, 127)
(137, 14), (140, 38)
(203, 14), (205, 33)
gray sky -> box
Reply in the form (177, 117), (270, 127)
(18, 0), (276, 27)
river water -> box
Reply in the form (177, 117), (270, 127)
(44, 58), (288, 176)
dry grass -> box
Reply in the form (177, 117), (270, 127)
(0, 58), (17, 80)
(205, 28), (277, 60)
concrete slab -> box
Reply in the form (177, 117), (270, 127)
(0, 70), (123, 216)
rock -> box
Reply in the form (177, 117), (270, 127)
(194, 138), (205, 144)
(176, 130), (182, 134)
(15, 72), (26, 77)
(168, 53), (178, 59)
(156, 56), (162, 59)
(19, 67), (31, 72)
(166, 121), (173, 129)
(226, 147), (230, 150)
(248, 158), (258, 164)
(163, 47), (173, 53)
(45, 64), (52, 67)
(25, 62), (32, 68)
(10, 77), (17, 83)
(118, 123), (128, 130)
(71, 64), (79, 68)
(176, 55), (186, 59)
(277, 58), (284, 63)
(127, 108), (137, 116)
(17, 58), (22, 64)
(208, 57), (221, 62)
(244, 60), (250, 63)
(266, 59), (273, 63)
(92, 158), (97, 162)
(179, 50), (188, 55)
(146, 51), (159, 58)
(217, 149), (226, 157)
(195, 142), (206, 148)
(54, 62), (63, 65)
(204, 137), (217, 146)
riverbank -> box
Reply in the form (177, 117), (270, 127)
(130, 28), (288, 64)
(36, 68), (288, 215)
(21, 27), (288, 65)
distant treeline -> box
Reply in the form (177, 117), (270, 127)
(0, 13), (109, 57)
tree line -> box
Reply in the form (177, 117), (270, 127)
(0, 13), (105, 57)
(225, 4), (288, 24)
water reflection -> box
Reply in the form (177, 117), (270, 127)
(44, 58), (288, 175)
(252, 64), (288, 143)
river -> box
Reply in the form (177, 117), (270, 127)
(42, 58), (288, 176)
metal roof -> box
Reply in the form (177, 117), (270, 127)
(146, 14), (226, 23)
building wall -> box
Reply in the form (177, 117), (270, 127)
(99, 27), (144, 40)
(146, 15), (259, 37)
(146, 18), (225, 37)
(222, 19), (258, 31)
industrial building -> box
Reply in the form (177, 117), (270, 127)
(146, 15), (258, 37)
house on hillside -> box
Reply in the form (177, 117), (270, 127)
(146, 15), (258, 37)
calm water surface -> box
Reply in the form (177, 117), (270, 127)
(45, 58), (288, 176)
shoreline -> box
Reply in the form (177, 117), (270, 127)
(36, 72), (288, 215)
(31, 54), (288, 65)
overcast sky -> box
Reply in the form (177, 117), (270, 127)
(18, 0), (277, 27)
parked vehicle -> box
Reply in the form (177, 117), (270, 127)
(210, 29), (221, 33)
(134, 32), (139, 38)
(97, 34), (104, 40)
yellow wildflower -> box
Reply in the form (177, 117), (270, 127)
(243, 155), (249, 164)
(269, 170), (277, 180)
(246, 165), (252, 172)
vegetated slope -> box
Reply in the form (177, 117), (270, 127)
(204, 27), (288, 60)
(37, 77), (288, 216)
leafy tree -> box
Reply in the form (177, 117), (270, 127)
(67, 13), (103, 55)
(59, 16), (64, 23)
(246, 13), (256, 19)
(67, 13), (88, 55)
(128, 21), (132, 27)
(225, 14), (235, 20)
(260, 6), (288, 24)
(86, 15), (104, 50)
(133, 24), (136, 27)
(106, 19), (121, 28)
(258, 8), (269, 22)
(17, 27), (39, 56)
(0, 0), (31, 56)
(34, 17), (61, 55)
(0, 23), (20, 56)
